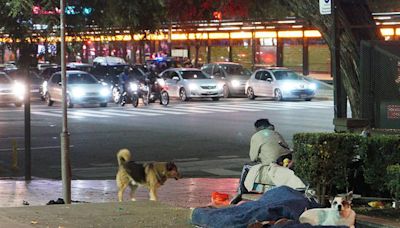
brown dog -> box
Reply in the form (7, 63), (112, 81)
(116, 149), (181, 201)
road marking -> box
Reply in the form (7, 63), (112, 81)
(95, 110), (133, 117)
(54, 110), (112, 118)
(129, 108), (186, 115)
(217, 155), (240, 159)
(153, 107), (211, 114)
(0, 145), (74, 152)
(171, 106), (235, 113)
(173, 158), (200, 162)
(32, 111), (82, 119)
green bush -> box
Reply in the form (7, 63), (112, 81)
(360, 136), (400, 193)
(293, 133), (363, 203)
(293, 133), (400, 201)
(386, 164), (400, 202)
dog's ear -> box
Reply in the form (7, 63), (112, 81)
(329, 196), (334, 204)
(166, 161), (176, 171)
(345, 191), (353, 202)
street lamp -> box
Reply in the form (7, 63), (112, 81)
(60, 0), (71, 204)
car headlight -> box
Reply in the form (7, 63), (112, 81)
(71, 88), (85, 98)
(231, 80), (240, 87)
(100, 88), (110, 97)
(13, 81), (26, 98)
(282, 82), (296, 91)
(309, 83), (317, 90)
(130, 82), (138, 91)
(189, 83), (198, 90)
(217, 83), (224, 90)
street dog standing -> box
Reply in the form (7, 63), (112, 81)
(116, 149), (181, 202)
(299, 192), (356, 228)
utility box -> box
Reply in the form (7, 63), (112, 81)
(360, 41), (400, 129)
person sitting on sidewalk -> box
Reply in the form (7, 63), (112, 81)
(231, 118), (305, 204)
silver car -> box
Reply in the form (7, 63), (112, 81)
(44, 70), (111, 108)
(245, 68), (317, 101)
(0, 72), (25, 107)
(160, 68), (223, 101)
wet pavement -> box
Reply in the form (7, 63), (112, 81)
(0, 178), (239, 208)
(0, 178), (398, 227)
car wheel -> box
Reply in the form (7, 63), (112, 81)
(274, 89), (283, 101)
(112, 87), (120, 104)
(179, 88), (188, 101)
(132, 95), (139, 107)
(160, 91), (169, 106)
(46, 93), (54, 106)
(100, 102), (107, 107)
(212, 97), (220, 101)
(14, 102), (22, 107)
(247, 87), (255, 100)
(223, 85), (230, 98)
(67, 95), (74, 108)
(305, 98), (312, 101)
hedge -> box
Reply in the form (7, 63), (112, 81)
(293, 132), (400, 202)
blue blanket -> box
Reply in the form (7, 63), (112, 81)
(191, 186), (340, 228)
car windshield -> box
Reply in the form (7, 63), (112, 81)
(180, 71), (209, 79)
(68, 73), (98, 84)
(273, 70), (302, 80)
(221, 64), (251, 77)
(109, 65), (127, 76)
(0, 74), (11, 84)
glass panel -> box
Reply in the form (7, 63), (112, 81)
(256, 38), (277, 67)
(190, 46), (207, 67)
(283, 39), (302, 72)
(309, 39), (331, 73)
(232, 46), (252, 69)
(210, 46), (229, 63)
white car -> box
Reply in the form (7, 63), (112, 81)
(0, 72), (25, 107)
(44, 70), (111, 108)
(160, 68), (224, 101)
(245, 68), (317, 101)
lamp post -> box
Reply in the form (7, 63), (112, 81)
(60, 0), (71, 204)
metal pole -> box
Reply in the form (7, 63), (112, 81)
(60, 0), (71, 204)
(24, 67), (31, 180)
(332, 0), (347, 120)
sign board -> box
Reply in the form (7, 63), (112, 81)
(319, 0), (332, 15)
(379, 101), (400, 129)
(171, 49), (188, 58)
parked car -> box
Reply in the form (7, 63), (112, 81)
(67, 62), (93, 72)
(0, 72), (25, 107)
(201, 62), (252, 98)
(245, 67), (317, 101)
(160, 68), (223, 101)
(44, 70), (111, 108)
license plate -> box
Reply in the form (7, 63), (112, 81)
(300, 94), (307, 98)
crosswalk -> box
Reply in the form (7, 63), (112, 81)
(31, 101), (334, 119)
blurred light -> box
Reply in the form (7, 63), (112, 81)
(255, 31), (277, 38)
(396, 28), (400, 36)
(277, 20), (296, 24)
(380, 28), (394, 36)
(219, 27), (241, 31)
(197, 28), (218, 31)
(230, 32), (252, 39)
(231, 80), (240, 87)
(278, 31), (303, 38)
(209, 33), (230, 39)
(304, 30), (321, 38)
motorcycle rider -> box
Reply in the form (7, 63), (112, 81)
(118, 66), (130, 104)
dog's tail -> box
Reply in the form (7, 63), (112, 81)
(117, 149), (131, 166)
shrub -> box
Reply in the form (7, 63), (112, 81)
(293, 133), (400, 202)
(386, 164), (400, 206)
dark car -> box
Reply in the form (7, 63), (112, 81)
(201, 62), (252, 98)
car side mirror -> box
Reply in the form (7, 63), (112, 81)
(58, 82), (62, 86)
(267, 78), (272, 82)
(172, 76), (180, 81)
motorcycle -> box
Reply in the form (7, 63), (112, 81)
(147, 77), (169, 106)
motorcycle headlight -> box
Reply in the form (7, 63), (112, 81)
(282, 82), (296, 92)
(309, 83), (317, 90)
(71, 88), (85, 98)
(189, 83), (198, 90)
(100, 88), (110, 97)
(130, 82), (138, 91)
(13, 81), (26, 98)
(157, 78), (165, 87)
(231, 80), (240, 87)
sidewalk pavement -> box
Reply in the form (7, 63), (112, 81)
(0, 178), (398, 228)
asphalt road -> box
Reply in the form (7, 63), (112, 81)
(0, 98), (335, 180)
